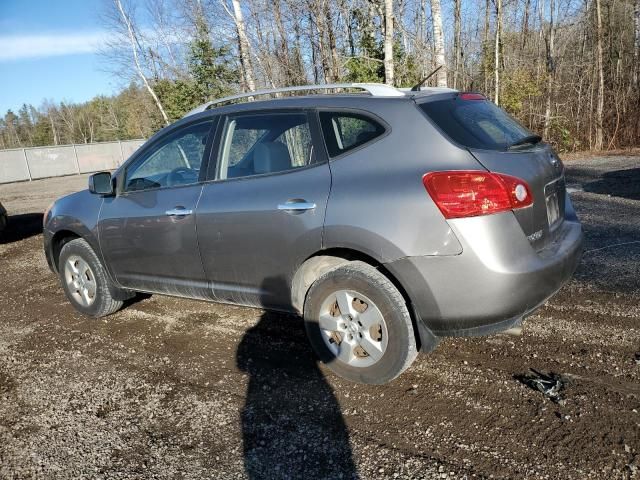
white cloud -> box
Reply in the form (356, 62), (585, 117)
(0, 32), (109, 62)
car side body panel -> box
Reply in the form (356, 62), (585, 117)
(321, 99), (477, 262)
(43, 190), (104, 273)
(197, 164), (331, 310)
(98, 184), (209, 298)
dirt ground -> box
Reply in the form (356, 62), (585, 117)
(0, 156), (638, 479)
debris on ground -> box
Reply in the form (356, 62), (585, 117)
(406, 384), (419, 395)
(515, 369), (568, 403)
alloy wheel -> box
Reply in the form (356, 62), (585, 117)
(64, 255), (97, 307)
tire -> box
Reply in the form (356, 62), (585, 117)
(58, 238), (124, 318)
(303, 261), (418, 384)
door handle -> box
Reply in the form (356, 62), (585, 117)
(165, 207), (193, 216)
(277, 201), (317, 212)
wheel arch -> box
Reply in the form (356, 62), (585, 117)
(48, 229), (82, 273)
(291, 247), (438, 351)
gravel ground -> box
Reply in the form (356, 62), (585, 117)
(0, 156), (639, 479)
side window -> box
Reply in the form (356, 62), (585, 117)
(125, 121), (212, 192)
(274, 123), (313, 167)
(319, 112), (386, 157)
(219, 112), (316, 180)
(228, 128), (267, 167)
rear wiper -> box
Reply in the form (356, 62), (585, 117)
(508, 134), (542, 150)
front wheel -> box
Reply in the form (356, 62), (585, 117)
(58, 238), (124, 318)
(303, 261), (418, 384)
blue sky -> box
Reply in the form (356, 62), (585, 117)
(0, 0), (121, 114)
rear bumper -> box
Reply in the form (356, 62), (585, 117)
(384, 209), (583, 337)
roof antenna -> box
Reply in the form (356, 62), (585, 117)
(411, 66), (443, 92)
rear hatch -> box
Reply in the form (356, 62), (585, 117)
(418, 93), (566, 250)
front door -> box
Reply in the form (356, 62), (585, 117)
(99, 119), (215, 297)
(196, 110), (331, 309)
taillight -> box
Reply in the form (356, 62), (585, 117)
(423, 170), (533, 219)
(458, 92), (486, 101)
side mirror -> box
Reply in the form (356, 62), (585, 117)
(88, 172), (115, 196)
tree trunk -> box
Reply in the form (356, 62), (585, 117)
(325, 3), (341, 83)
(543, 0), (555, 138)
(113, 0), (169, 125)
(595, 0), (605, 150)
(453, 0), (462, 89)
(309, 13), (320, 83)
(313, 5), (333, 83)
(430, 0), (447, 87)
(634, 0), (640, 85)
(230, 0), (256, 92)
(494, 0), (502, 105)
(48, 109), (59, 146)
(272, 0), (289, 84)
(522, 0), (531, 50)
(292, 19), (307, 84)
(384, 0), (394, 85)
(483, 0), (490, 92)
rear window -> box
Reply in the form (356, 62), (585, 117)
(319, 112), (385, 157)
(419, 97), (532, 150)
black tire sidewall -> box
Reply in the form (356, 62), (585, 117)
(58, 239), (119, 318)
(304, 263), (416, 384)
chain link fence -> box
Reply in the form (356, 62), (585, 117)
(0, 139), (146, 184)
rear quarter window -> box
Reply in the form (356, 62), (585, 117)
(319, 112), (385, 157)
(419, 97), (532, 150)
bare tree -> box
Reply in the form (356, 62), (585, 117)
(634, 0), (640, 85)
(543, 0), (556, 138)
(308, 0), (338, 83)
(453, 0), (462, 89)
(326, 3), (341, 82)
(493, 0), (502, 104)
(483, 0), (490, 92)
(42, 100), (59, 146)
(221, 0), (257, 91)
(146, 0), (182, 75)
(522, 0), (531, 49)
(595, 0), (604, 150)
(384, 0), (395, 85)
(431, 0), (447, 86)
(113, 0), (170, 125)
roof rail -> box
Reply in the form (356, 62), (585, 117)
(184, 83), (405, 117)
(398, 86), (458, 93)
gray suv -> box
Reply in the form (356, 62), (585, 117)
(43, 84), (582, 384)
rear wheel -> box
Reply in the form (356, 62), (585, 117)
(303, 261), (418, 384)
(58, 238), (124, 318)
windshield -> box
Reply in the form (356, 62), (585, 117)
(419, 97), (535, 150)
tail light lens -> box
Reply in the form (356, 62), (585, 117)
(423, 170), (533, 219)
(458, 92), (486, 101)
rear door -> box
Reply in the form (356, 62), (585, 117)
(196, 110), (330, 309)
(419, 95), (565, 249)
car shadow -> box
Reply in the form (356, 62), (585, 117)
(0, 213), (44, 245)
(581, 167), (640, 200)
(236, 277), (359, 479)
